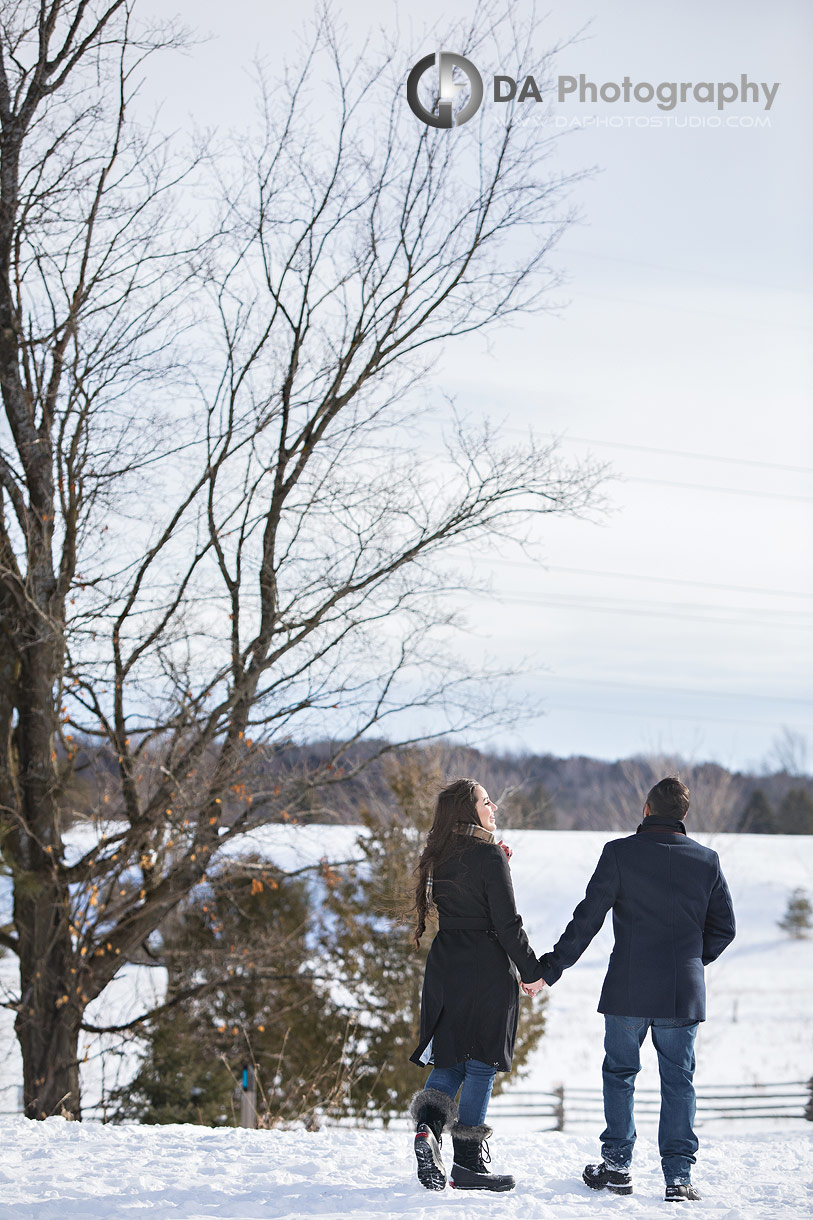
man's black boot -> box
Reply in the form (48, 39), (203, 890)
(449, 1123), (516, 1192)
(665, 1183), (702, 1202)
(583, 1160), (633, 1195)
(408, 1088), (458, 1191)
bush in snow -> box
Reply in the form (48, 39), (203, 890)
(777, 888), (813, 939)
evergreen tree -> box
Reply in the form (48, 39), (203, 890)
(777, 789), (813, 834)
(111, 861), (351, 1125)
(111, 754), (549, 1127)
(778, 889), (813, 939)
(320, 751), (547, 1121)
(738, 789), (778, 833)
(111, 1008), (236, 1126)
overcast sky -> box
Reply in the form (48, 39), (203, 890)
(136, 0), (812, 773)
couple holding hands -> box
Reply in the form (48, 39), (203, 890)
(408, 775), (735, 1202)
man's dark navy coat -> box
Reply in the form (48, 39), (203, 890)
(538, 818), (736, 1020)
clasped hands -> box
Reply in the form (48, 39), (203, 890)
(499, 838), (544, 997)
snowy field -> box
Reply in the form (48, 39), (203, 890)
(1, 828), (812, 1216)
(1, 1119), (811, 1219)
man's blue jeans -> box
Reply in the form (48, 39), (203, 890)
(601, 1015), (699, 1185)
(425, 1059), (497, 1126)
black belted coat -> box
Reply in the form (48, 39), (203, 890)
(409, 837), (543, 1072)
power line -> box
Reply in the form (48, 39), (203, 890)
(541, 674), (813, 707)
(507, 429), (813, 477)
(577, 287), (813, 332)
(484, 592), (813, 630)
(623, 476), (813, 504)
(543, 703), (810, 730)
(545, 564), (813, 601)
(502, 590), (810, 620)
(458, 555), (813, 601)
(563, 246), (813, 299)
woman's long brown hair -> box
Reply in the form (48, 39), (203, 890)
(412, 777), (480, 947)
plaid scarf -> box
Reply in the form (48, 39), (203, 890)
(455, 821), (497, 844)
(425, 822), (497, 906)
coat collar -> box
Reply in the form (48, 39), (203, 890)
(636, 813), (687, 835)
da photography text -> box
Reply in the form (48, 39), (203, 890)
(406, 53), (780, 128)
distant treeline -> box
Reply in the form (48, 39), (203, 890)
(65, 738), (813, 835)
(285, 741), (813, 834)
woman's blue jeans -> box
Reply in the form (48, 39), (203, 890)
(425, 1058), (497, 1126)
(601, 1014), (699, 1185)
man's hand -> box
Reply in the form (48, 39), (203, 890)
(521, 977), (547, 997)
(498, 839), (513, 860)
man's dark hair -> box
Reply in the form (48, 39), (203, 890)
(646, 776), (690, 820)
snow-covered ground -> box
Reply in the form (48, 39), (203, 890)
(1, 1119), (811, 1219)
(1, 829), (812, 1216)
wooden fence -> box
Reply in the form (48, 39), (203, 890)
(3, 1076), (810, 1128)
(486, 1079), (813, 1131)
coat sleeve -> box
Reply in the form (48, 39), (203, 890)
(482, 846), (543, 984)
(538, 842), (619, 986)
(702, 857), (736, 964)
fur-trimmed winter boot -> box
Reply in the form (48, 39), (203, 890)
(408, 1088), (458, 1191)
(449, 1123), (516, 1192)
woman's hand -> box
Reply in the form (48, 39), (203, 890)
(498, 839), (512, 860)
(521, 978), (547, 997)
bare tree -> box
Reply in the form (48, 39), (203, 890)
(0, 1), (604, 1118)
(766, 727), (810, 779)
(616, 756), (738, 834)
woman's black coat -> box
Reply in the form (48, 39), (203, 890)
(410, 837), (542, 1073)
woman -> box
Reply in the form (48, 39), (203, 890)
(408, 777), (546, 1193)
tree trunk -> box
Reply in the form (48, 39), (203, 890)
(14, 881), (83, 1120)
(9, 645), (82, 1119)
(14, 932), (83, 1122)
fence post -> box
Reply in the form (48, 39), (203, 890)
(554, 1084), (565, 1132)
(805, 1078), (813, 1122)
(240, 1063), (257, 1129)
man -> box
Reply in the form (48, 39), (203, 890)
(526, 777), (735, 1203)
